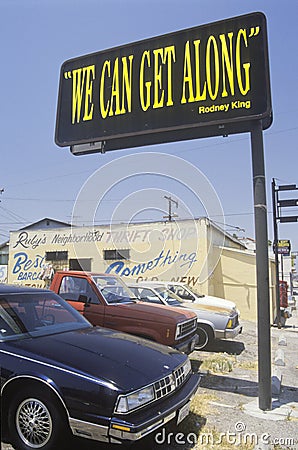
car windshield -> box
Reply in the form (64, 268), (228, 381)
(130, 287), (163, 304)
(92, 275), (136, 304)
(168, 285), (204, 301)
(154, 287), (183, 306)
(0, 292), (90, 342)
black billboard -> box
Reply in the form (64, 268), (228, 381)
(55, 12), (272, 153)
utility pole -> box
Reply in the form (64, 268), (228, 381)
(163, 196), (178, 222)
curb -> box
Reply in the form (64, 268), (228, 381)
(271, 367), (282, 396)
(274, 348), (285, 366)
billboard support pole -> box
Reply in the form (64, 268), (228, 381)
(250, 120), (272, 411)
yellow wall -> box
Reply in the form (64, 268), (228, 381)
(7, 220), (205, 289)
(211, 247), (276, 321)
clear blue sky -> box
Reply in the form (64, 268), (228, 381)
(1, 0), (297, 251)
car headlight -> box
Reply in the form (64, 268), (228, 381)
(116, 386), (155, 413)
(184, 358), (192, 376)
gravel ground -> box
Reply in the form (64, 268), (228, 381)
(191, 314), (298, 450)
(2, 310), (297, 450)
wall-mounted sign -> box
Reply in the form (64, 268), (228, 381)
(55, 12), (272, 154)
(277, 240), (291, 256)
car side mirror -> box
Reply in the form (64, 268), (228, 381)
(78, 294), (89, 305)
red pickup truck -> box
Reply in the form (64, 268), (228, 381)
(50, 270), (198, 354)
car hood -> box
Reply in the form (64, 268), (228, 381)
(183, 297), (236, 315)
(197, 295), (237, 310)
(6, 326), (186, 391)
(110, 301), (196, 322)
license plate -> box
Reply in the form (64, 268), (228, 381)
(177, 401), (190, 425)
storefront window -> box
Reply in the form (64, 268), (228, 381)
(103, 249), (130, 260)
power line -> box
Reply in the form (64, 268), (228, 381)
(0, 205), (28, 223)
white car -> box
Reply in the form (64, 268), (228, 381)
(164, 281), (238, 310)
(128, 281), (242, 350)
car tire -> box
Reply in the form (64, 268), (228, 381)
(195, 324), (214, 350)
(8, 387), (69, 450)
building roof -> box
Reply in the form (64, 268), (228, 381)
(19, 217), (71, 230)
(0, 241), (9, 252)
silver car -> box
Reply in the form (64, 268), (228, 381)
(128, 281), (242, 350)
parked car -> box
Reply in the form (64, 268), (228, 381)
(50, 271), (198, 354)
(165, 281), (239, 311)
(0, 284), (200, 449)
(128, 281), (242, 350)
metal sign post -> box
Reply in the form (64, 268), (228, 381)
(272, 178), (281, 327)
(251, 120), (271, 411)
(272, 179), (297, 327)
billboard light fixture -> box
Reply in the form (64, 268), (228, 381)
(71, 141), (106, 156)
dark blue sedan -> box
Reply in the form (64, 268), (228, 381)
(0, 284), (200, 449)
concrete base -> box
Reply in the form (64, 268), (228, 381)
(243, 398), (298, 421)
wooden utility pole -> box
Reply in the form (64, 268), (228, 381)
(163, 196), (178, 222)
